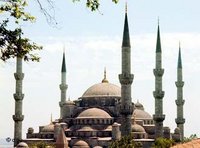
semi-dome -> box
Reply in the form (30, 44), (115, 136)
(82, 82), (121, 97)
(132, 124), (145, 133)
(73, 140), (89, 148)
(77, 108), (111, 118)
(133, 109), (152, 119)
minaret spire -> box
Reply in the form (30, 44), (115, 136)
(153, 23), (165, 138)
(156, 23), (161, 53)
(175, 43), (185, 141)
(119, 3), (134, 136)
(62, 47), (66, 73)
(178, 42), (182, 68)
(59, 46), (68, 119)
(122, 3), (130, 48)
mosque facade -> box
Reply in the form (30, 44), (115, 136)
(14, 8), (185, 148)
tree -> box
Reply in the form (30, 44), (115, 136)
(109, 134), (142, 148)
(72, 0), (119, 11)
(183, 134), (198, 143)
(151, 138), (175, 148)
(0, 0), (42, 62)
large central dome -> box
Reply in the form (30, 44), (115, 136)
(82, 70), (121, 97)
(82, 82), (121, 97)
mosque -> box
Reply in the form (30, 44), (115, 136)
(13, 7), (185, 148)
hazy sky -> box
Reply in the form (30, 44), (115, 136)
(1, 0), (200, 141)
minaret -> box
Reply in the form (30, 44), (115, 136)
(59, 49), (68, 119)
(175, 43), (185, 141)
(13, 56), (24, 146)
(119, 4), (134, 136)
(153, 23), (165, 138)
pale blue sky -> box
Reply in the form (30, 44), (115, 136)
(1, 0), (200, 142)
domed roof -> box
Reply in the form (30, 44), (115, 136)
(73, 140), (89, 147)
(132, 124), (145, 133)
(133, 109), (152, 119)
(82, 82), (120, 97)
(16, 142), (28, 147)
(77, 108), (111, 118)
(82, 69), (121, 98)
(41, 122), (54, 132)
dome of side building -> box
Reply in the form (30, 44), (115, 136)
(41, 122), (54, 133)
(72, 140), (90, 148)
(133, 101), (152, 119)
(132, 124), (146, 133)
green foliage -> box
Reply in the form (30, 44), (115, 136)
(73, 0), (119, 11)
(0, 0), (42, 62)
(109, 134), (142, 148)
(0, 0), (35, 24)
(152, 138), (175, 148)
(183, 134), (198, 142)
(28, 141), (55, 148)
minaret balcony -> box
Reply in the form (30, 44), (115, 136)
(175, 100), (185, 106)
(13, 93), (24, 101)
(119, 73), (134, 85)
(13, 115), (24, 122)
(59, 84), (68, 90)
(153, 90), (165, 99)
(175, 81), (184, 87)
(153, 114), (165, 122)
(175, 118), (185, 124)
(119, 104), (133, 115)
(153, 69), (164, 77)
(14, 73), (24, 80)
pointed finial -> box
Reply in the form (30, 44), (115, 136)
(158, 16), (160, 26)
(50, 113), (53, 123)
(102, 67), (109, 83)
(68, 96), (70, 101)
(125, 1), (127, 14)
(63, 44), (65, 53)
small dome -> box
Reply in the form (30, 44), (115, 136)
(77, 108), (111, 118)
(134, 101), (144, 110)
(73, 140), (89, 148)
(16, 142), (28, 147)
(112, 122), (121, 127)
(82, 82), (121, 97)
(41, 123), (54, 132)
(132, 124), (145, 133)
(133, 109), (152, 119)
